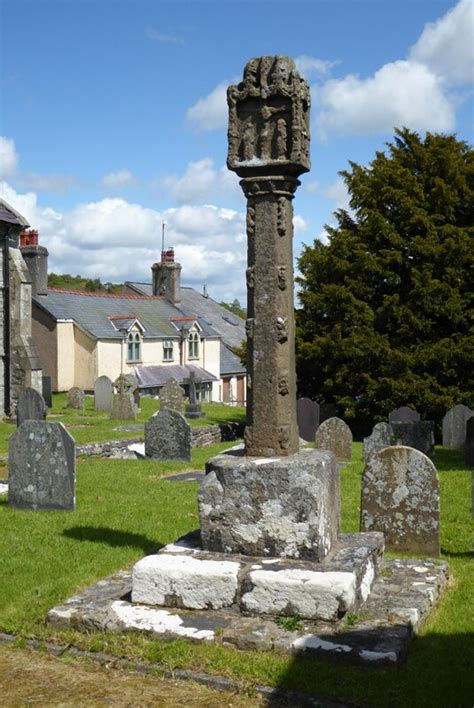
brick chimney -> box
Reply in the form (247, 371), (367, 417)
(19, 229), (49, 296)
(151, 248), (181, 304)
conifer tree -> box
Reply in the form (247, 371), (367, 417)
(296, 128), (474, 431)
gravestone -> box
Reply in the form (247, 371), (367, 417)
(42, 376), (52, 408)
(314, 416), (352, 461)
(145, 409), (192, 461)
(185, 371), (205, 419)
(94, 375), (113, 412)
(16, 387), (47, 426)
(360, 445), (439, 555)
(465, 417), (474, 467)
(296, 397), (320, 442)
(388, 406), (420, 423)
(363, 422), (394, 463)
(390, 420), (435, 455)
(442, 404), (474, 449)
(159, 377), (185, 413)
(67, 386), (85, 410)
(111, 374), (137, 420)
(8, 421), (75, 511)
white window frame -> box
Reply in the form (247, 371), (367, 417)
(163, 339), (174, 362)
(127, 331), (141, 362)
(188, 331), (199, 360)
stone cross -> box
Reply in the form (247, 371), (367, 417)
(227, 55), (310, 457)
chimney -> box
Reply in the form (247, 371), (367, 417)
(19, 229), (49, 296)
(151, 248), (181, 304)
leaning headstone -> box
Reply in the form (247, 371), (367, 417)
(185, 372), (205, 419)
(94, 375), (113, 412)
(390, 420), (435, 455)
(67, 387), (85, 410)
(388, 406), (420, 423)
(159, 377), (185, 413)
(442, 404), (474, 449)
(296, 397), (320, 442)
(42, 376), (52, 408)
(16, 387), (47, 426)
(145, 409), (192, 461)
(363, 422), (394, 463)
(315, 416), (352, 461)
(360, 445), (440, 555)
(111, 374), (137, 420)
(465, 417), (474, 468)
(8, 421), (75, 511)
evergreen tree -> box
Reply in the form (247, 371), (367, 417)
(296, 128), (474, 432)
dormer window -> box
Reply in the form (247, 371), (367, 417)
(188, 331), (199, 359)
(163, 339), (174, 361)
(127, 332), (141, 362)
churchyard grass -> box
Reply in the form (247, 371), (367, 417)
(0, 441), (472, 706)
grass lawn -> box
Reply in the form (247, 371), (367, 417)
(0, 433), (472, 706)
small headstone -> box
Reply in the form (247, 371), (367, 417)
(465, 417), (474, 468)
(390, 420), (435, 455)
(8, 421), (75, 511)
(133, 388), (141, 410)
(185, 372), (205, 419)
(159, 377), (185, 413)
(442, 404), (474, 449)
(388, 406), (420, 423)
(67, 387), (85, 410)
(16, 387), (47, 426)
(363, 422), (394, 463)
(94, 375), (113, 412)
(296, 397), (320, 442)
(360, 445), (439, 555)
(145, 409), (192, 461)
(42, 376), (52, 408)
(314, 416), (352, 461)
(111, 374), (137, 420)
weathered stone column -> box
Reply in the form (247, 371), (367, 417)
(227, 56), (310, 457)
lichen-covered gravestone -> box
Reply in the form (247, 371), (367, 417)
(16, 387), (47, 426)
(67, 386), (85, 410)
(94, 375), (113, 412)
(442, 404), (474, 449)
(390, 421), (434, 455)
(111, 374), (137, 420)
(8, 421), (75, 511)
(360, 445), (440, 555)
(145, 409), (192, 461)
(159, 378), (185, 414)
(388, 406), (420, 423)
(363, 422), (394, 463)
(314, 416), (352, 461)
(296, 397), (320, 442)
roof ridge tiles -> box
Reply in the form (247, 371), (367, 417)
(47, 288), (166, 300)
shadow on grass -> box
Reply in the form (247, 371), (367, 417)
(431, 447), (467, 471)
(441, 548), (473, 559)
(63, 526), (161, 553)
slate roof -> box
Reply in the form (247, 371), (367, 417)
(220, 343), (246, 376)
(125, 283), (246, 351)
(134, 363), (218, 388)
(33, 289), (220, 340)
(0, 198), (30, 227)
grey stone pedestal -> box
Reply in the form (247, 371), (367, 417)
(199, 447), (339, 561)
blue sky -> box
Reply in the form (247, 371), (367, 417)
(1, 0), (473, 304)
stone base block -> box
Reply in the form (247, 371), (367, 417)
(131, 531), (383, 621)
(199, 447), (339, 560)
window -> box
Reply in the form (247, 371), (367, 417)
(188, 331), (199, 359)
(127, 332), (141, 362)
(163, 339), (174, 361)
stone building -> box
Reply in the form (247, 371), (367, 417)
(27, 238), (245, 403)
(0, 199), (42, 417)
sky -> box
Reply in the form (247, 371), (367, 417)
(1, 0), (473, 305)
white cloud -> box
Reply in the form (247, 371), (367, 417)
(316, 60), (455, 137)
(145, 27), (185, 45)
(295, 55), (337, 80)
(410, 0), (474, 85)
(20, 173), (82, 192)
(101, 169), (137, 190)
(0, 137), (19, 178)
(186, 81), (230, 131)
(161, 158), (241, 205)
(0, 181), (247, 302)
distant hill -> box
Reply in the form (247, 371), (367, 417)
(48, 273), (122, 294)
